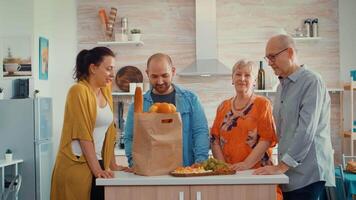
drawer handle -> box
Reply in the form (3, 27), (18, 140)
(196, 191), (201, 200)
(179, 191), (184, 200)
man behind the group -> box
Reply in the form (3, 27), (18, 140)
(254, 34), (335, 200)
(124, 53), (209, 167)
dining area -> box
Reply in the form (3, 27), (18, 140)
(322, 154), (356, 200)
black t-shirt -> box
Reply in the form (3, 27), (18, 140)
(150, 89), (176, 105)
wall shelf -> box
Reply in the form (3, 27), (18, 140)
(97, 41), (144, 46)
(112, 92), (134, 96)
(254, 87), (343, 93)
(293, 37), (322, 41)
(345, 70), (356, 156)
(254, 89), (276, 93)
(344, 83), (356, 91)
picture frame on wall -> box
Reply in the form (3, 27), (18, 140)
(39, 37), (49, 80)
(1, 36), (32, 79)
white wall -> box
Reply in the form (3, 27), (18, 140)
(0, 0), (33, 36)
(0, 0), (77, 156)
(33, 0), (55, 97)
(339, 0), (356, 81)
(49, 0), (77, 155)
(339, 0), (356, 155)
(339, 0), (356, 132)
(33, 0), (77, 155)
(0, 0), (33, 99)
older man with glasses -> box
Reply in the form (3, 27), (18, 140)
(254, 34), (335, 200)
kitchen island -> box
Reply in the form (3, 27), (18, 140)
(97, 170), (288, 200)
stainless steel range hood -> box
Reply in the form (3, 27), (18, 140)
(178, 0), (231, 76)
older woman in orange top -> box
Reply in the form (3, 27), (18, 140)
(211, 59), (281, 199)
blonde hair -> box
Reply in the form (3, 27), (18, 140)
(232, 59), (257, 79)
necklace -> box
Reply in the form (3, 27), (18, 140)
(232, 93), (254, 115)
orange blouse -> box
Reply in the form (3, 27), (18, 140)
(211, 95), (277, 168)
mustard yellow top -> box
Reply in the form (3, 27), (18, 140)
(50, 80), (116, 200)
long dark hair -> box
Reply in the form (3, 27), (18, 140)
(74, 46), (115, 81)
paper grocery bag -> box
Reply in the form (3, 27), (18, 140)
(132, 112), (182, 176)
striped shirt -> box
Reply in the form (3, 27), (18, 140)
(273, 66), (335, 192)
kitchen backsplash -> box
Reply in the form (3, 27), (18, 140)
(77, 0), (342, 163)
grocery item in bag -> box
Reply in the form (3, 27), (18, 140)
(132, 112), (182, 176)
(132, 89), (182, 175)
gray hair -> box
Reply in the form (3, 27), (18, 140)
(271, 34), (297, 50)
(232, 59), (257, 79)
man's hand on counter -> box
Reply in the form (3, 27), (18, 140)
(252, 162), (289, 175)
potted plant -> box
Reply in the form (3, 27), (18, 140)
(130, 28), (142, 42)
(5, 149), (13, 162)
(0, 87), (3, 99)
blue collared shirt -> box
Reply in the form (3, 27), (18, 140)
(273, 66), (335, 191)
(124, 84), (210, 167)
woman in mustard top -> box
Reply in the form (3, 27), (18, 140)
(50, 47), (128, 200)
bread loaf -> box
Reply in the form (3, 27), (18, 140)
(346, 161), (356, 172)
(134, 86), (143, 113)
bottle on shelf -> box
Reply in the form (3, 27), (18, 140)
(311, 18), (318, 37)
(257, 61), (265, 90)
(304, 18), (312, 37)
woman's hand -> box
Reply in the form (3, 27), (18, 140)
(94, 169), (114, 178)
(229, 162), (250, 171)
(121, 167), (134, 173)
(110, 163), (134, 173)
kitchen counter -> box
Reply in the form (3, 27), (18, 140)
(97, 170), (288, 185)
(97, 170), (288, 200)
(114, 148), (215, 157)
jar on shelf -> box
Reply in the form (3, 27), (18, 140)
(294, 27), (304, 37)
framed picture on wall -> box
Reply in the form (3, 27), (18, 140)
(39, 37), (49, 80)
(1, 36), (32, 79)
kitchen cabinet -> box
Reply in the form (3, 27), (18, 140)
(105, 186), (189, 200)
(97, 170), (287, 200)
(190, 185), (276, 200)
(105, 185), (276, 200)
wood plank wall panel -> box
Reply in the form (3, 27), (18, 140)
(216, 0), (339, 83)
(77, 0), (342, 163)
(77, 0), (195, 80)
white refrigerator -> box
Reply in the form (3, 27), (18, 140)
(0, 98), (53, 200)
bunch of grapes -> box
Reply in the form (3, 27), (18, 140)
(201, 157), (229, 171)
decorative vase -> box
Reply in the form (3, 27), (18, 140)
(5, 153), (12, 162)
(131, 33), (142, 42)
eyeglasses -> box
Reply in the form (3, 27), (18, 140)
(264, 48), (289, 63)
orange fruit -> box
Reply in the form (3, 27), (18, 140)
(169, 104), (176, 113)
(148, 102), (176, 113)
(157, 102), (171, 113)
(149, 104), (159, 113)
